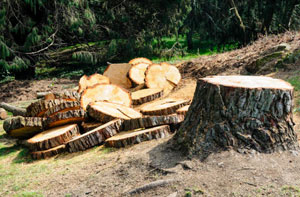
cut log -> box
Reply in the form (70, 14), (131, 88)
(80, 84), (132, 110)
(129, 57), (152, 65)
(26, 99), (68, 117)
(43, 109), (86, 128)
(31, 145), (66, 160)
(44, 93), (56, 100)
(66, 119), (123, 152)
(0, 108), (8, 120)
(43, 100), (80, 117)
(103, 63), (132, 89)
(78, 73), (110, 93)
(128, 63), (150, 85)
(176, 105), (190, 116)
(145, 63), (181, 93)
(54, 91), (81, 101)
(175, 76), (299, 157)
(131, 89), (163, 105)
(122, 114), (185, 131)
(105, 125), (171, 148)
(36, 92), (52, 99)
(81, 121), (103, 133)
(87, 102), (142, 123)
(140, 99), (190, 116)
(3, 116), (44, 139)
(27, 124), (80, 151)
(0, 102), (26, 116)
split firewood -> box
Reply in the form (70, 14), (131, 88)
(176, 105), (190, 116)
(128, 63), (150, 86)
(43, 100), (81, 117)
(81, 121), (103, 133)
(105, 125), (171, 148)
(43, 109), (86, 128)
(66, 119), (123, 152)
(3, 116), (44, 139)
(103, 63), (132, 89)
(0, 108), (8, 120)
(0, 102), (26, 116)
(78, 73), (110, 93)
(87, 102), (142, 123)
(129, 57), (152, 65)
(31, 145), (66, 160)
(145, 63), (181, 93)
(27, 124), (80, 151)
(80, 84), (132, 110)
(122, 114), (185, 131)
(140, 99), (190, 116)
(131, 88), (163, 105)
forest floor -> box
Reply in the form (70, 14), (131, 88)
(0, 33), (300, 197)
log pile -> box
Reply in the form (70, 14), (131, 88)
(3, 57), (188, 159)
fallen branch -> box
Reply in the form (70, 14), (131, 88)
(125, 179), (178, 195)
(0, 102), (26, 116)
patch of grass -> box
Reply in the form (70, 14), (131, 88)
(14, 191), (43, 197)
(287, 76), (300, 113)
(281, 185), (300, 196)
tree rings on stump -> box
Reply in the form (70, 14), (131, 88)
(105, 125), (171, 148)
(43, 109), (86, 128)
(31, 145), (66, 160)
(122, 114), (185, 131)
(103, 63), (132, 89)
(87, 102), (142, 123)
(27, 124), (80, 151)
(131, 89), (163, 105)
(66, 119), (123, 152)
(176, 105), (190, 116)
(175, 75), (299, 156)
(80, 84), (132, 110)
(3, 116), (44, 139)
(140, 99), (190, 116)
(129, 57), (152, 65)
(78, 73), (110, 93)
(129, 63), (150, 85)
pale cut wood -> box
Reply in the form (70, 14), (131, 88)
(122, 114), (185, 131)
(129, 63), (150, 85)
(43, 100), (80, 117)
(36, 92), (52, 99)
(0, 108), (8, 120)
(3, 116), (44, 139)
(81, 121), (103, 133)
(176, 105), (190, 116)
(66, 119), (123, 152)
(27, 124), (80, 151)
(105, 125), (171, 148)
(131, 89), (163, 105)
(0, 102), (26, 116)
(31, 145), (66, 160)
(43, 109), (86, 128)
(129, 57), (152, 65)
(80, 84), (132, 110)
(87, 102), (142, 123)
(103, 63), (132, 89)
(78, 73), (110, 93)
(141, 99), (190, 116)
(26, 99), (67, 117)
(161, 62), (181, 85)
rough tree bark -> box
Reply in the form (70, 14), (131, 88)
(175, 76), (299, 158)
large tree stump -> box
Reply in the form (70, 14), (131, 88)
(175, 76), (299, 157)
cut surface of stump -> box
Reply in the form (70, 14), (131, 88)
(103, 63), (132, 89)
(175, 75), (299, 158)
(122, 114), (185, 131)
(105, 125), (171, 148)
(78, 74), (110, 93)
(3, 116), (44, 139)
(129, 63), (150, 85)
(43, 109), (86, 128)
(27, 124), (80, 151)
(31, 145), (66, 160)
(26, 99), (68, 117)
(176, 105), (190, 116)
(80, 84), (132, 110)
(140, 99), (190, 116)
(145, 63), (181, 94)
(87, 102), (142, 123)
(129, 57), (152, 65)
(66, 119), (123, 152)
(0, 108), (8, 120)
(43, 100), (80, 117)
(131, 89), (163, 105)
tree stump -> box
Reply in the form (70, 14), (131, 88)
(175, 76), (299, 157)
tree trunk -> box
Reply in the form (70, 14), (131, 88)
(175, 76), (299, 158)
(0, 102), (26, 116)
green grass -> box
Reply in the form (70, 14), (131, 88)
(287, 75), (300, 113)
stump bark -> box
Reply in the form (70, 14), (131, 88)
(175, 76), (299, 157)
